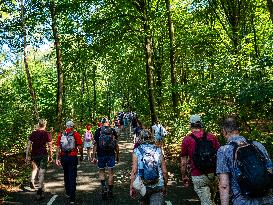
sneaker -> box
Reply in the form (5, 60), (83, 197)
(69, 201), (75, 204)
(36, 188), (44, 200)
(65, 194), (70, 199)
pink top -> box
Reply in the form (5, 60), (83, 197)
(181, 130), (220, 176)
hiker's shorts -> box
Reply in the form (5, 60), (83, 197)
(31, 155), (48, 169)
(98, 155), (115, 169)
(192, 173), (217, 205)
(139, 187), (164, 205)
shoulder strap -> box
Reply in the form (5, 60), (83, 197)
(202, 132), (207, 140)
(190, 133), (199, 143)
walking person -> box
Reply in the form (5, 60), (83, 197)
(180, 114), (220, 205)
(55, 120), (83, 205)
(130, 129), (168, 205)
(25, 119), (53, 200)
(151, 119), (167, 143)
(217, 116), (273, 205)
(83, 124), (93, 161)
(92, 118), (120, 199)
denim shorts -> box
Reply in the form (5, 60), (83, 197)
(97, 155), (115, 169)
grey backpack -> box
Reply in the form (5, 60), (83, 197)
(60, 131), (75, 152)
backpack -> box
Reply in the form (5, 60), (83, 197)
(84, 130), (92, 142)
(155, 125), (166, 141)
(60, 131), (75, 152)
(230, 141), (273, 197)
(191, 132), (217, 174)
(99, 126), (116, 151)
(138, 145), (160, 185)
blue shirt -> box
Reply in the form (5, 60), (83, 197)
(134, 143), (164, 188)
(216, 135), (273, 205)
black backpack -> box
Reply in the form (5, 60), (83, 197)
(99, 126), (116, 151)
(191, 132), (217, 174)
(230, 141), (273, 197)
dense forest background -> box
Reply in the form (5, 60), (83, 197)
(1, 0), (273, 189)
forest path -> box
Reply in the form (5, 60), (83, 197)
(3, 129), (200, 205)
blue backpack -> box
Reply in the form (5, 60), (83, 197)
(138, 145), (160, 185)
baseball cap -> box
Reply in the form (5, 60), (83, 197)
(101, 118), (109, 123)
(66, 120), (74, 128)
(190, 114), (202, 124)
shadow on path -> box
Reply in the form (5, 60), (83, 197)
(4, 129), (200, 205)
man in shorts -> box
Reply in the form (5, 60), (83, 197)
(92, 118), (119, 199)
(25, 119), (53, 200)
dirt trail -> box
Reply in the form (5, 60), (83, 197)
(3, 129), (200, 205)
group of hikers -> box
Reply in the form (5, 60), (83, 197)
(25, 113), (273, 205)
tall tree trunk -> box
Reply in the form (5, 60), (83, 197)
(143, 2), (157, 124)
(165, 0), (179, 117)
(21, 0), (39, 121)
(50, 0), (64, 131)
(267, 0), (273, 24)
(93, 65), (97, 120)
(154, 43), (163, 106)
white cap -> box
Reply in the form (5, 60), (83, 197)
(66, 120), (74, 128)
(190, 114), (202, 124)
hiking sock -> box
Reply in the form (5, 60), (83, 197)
(108, 185), (113, 198)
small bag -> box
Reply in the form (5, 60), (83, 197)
(133, 176), (146, 196)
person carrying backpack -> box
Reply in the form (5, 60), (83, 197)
(217, 116), (273, 205)
(130, 129), (168, 205)
(83, 124), (94, 161)
(25, 119), (53, 200)
(55, 120), (83, 205)
(180, 114), (220, 205)
(151, 119), (167, 145)
(92, 118), (119, 199)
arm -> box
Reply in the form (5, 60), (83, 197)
(25, 140), (32, 163)
(78, 144), (83, 161)
(130, 153), (138, 198)
(47, 141), (53, 162)
(161, 155), (168, 192)
(180, 156), (190, 187)
(115, 143), (120, 163)
(219, 173), (230, 205)
(55, 146), (62, 166)
(55, 133), (62, 166)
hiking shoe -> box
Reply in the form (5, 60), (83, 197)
(36, 188), (44, 200)
(108, 190), (113, 198)
(101, 186), (108, 200)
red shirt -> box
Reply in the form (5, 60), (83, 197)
(29, 130), (52, 157)
(56, 128), (82, 156)
(181, 130), (220, 176)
